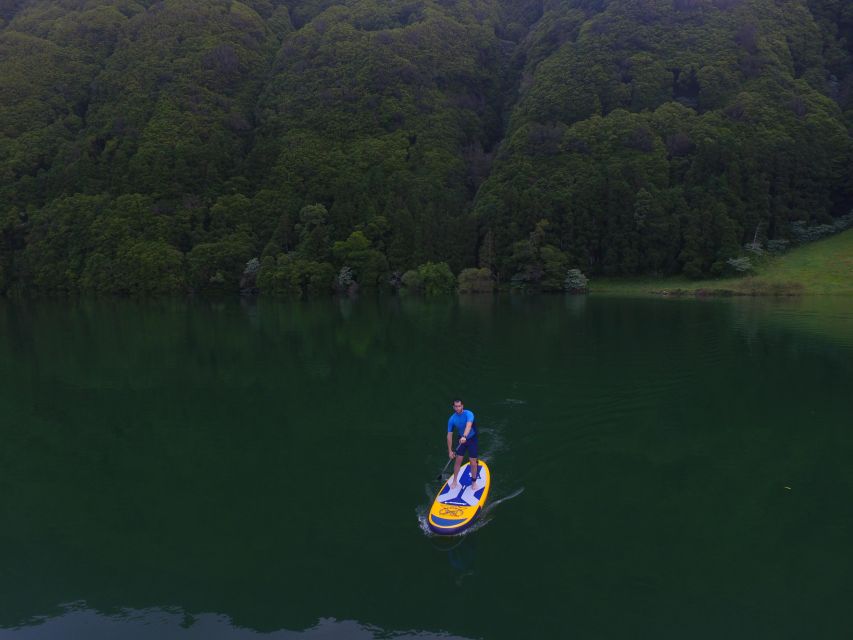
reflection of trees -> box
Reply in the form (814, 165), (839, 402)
(728, 297), (853, 356)
(0, 296), (483, 632)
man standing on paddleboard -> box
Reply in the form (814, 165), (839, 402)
(447, 399), (479, 490)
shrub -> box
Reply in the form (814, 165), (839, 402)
(337, 266), (354, 291)
(240, 257), (261, 292)
(401, 269), (423, 291)
(725, 256), (753, 274)
(244, 257), (261, 275)
(457, 268), (494, 293)
(790, 212), (853, 244)
(564, 268), (589, 293)
(402, 262), (456, 295)
(336, 265), (359, 295)
(418, 261), (456, 296)
(766, 239), (790, 253)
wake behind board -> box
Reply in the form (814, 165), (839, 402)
(428, 460), (491, 535)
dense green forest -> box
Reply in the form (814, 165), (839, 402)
(1, 0), (851, 295)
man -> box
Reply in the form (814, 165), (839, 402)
(447, 399), (479, 490)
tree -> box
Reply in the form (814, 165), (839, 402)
(509, 219), (569, 291)
(188, 233), (253, 291)
(331, 230), (389, 287)
(295, 204), (332, 262)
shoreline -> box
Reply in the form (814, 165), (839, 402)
(3, 230), (851, 301)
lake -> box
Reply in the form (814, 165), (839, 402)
(1, 294), (852, 638)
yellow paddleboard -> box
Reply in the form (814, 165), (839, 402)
(428, 460), (491, 535)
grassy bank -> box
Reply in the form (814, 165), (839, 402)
(591, 229), (853, 297)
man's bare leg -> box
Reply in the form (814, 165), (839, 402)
(470, 457), (479, 490)
(449, 454), (463, 488)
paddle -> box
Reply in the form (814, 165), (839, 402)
(435, 442), (465, 481)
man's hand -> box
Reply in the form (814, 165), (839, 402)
(448, 450), (456, 459)
(459, 436), (467, 444)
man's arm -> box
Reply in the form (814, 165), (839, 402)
(447, 431), (455, 457)
(461, 410), (474, 440)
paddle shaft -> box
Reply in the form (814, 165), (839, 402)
(436, 441), (466, 480)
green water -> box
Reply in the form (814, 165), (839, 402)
(1, 295), (852, 639)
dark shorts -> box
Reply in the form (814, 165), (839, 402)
(457, 435), (478, 459)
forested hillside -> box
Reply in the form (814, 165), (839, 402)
(1, 0), (851, 295)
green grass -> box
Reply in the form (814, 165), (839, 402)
(591, 229), (853, 296)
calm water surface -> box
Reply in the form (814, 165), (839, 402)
(1, 295), (852, 638)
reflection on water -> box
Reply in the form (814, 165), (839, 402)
(1, 605), (473, 640)
(727, 296), (853, 350)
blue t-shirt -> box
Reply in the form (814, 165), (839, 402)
(448, 410), (476, 438)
